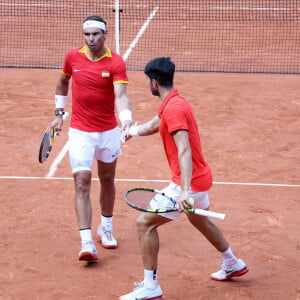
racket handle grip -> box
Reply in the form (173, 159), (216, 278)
(191, 208), (226, 220)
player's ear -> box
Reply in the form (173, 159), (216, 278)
(102, 30), (107, 39)
(152, 79), (159, 88)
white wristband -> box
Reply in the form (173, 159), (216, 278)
(55, 95), (68, 108)
(128, 125), (139, 136)
(118, 109), (132, 125)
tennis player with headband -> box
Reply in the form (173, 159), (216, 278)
(51, 15), (132, 261)
(120, 57), (248, 300)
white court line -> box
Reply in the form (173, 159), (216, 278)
(0, 176), (299, 188)
(213, 181), (300, 187)
(46, 112), (69, 177)
(46, 143), (69, 177)
(46, 6), (159, 178)
(122, 6), (159, 62)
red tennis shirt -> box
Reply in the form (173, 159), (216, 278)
(158, 89), (212, 192)
(62, 46), (129, 132)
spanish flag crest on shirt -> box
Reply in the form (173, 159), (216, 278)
(102, 71), (110, 77)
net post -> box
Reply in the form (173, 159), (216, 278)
(114, 0), (120, 55)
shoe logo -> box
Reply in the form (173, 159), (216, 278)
(225, 269), (233, 274)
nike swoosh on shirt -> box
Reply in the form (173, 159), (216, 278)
(74, 69), (81, 72)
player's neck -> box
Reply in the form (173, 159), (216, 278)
(159, 87), (174, 100)
(87, 47), (107, 61)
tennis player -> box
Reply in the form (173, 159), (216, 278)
(120, 57), (248, 299)
(51, 15), (132, 261)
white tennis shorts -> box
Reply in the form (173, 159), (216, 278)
(68, 127), (122, 173)
(149, 181), (210, 220)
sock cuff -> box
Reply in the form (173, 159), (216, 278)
(221, 247), (237, 261)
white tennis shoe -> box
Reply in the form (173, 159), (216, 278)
(96, 223), (118, 249)
(78, 240), (98, 261)
(120, 281), (162, 300)
(211, 259), (249, 281)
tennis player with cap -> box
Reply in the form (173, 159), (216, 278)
(120, 57), (248, 300)
(51, 15), (132, 261)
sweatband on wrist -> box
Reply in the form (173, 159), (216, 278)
(118, 109), (132, 125)
(55, 95), (67, 108)
(128, 125), (139, 136)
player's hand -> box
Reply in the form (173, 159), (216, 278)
(120, 120), (132, 144)
(51, 116), (64, 133)
(176, 192), (193, 212)
(121, 121), (139, 144)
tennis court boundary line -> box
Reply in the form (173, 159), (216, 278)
(0, 176), (299, 187)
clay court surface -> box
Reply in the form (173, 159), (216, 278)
(0, 69), (299, 299)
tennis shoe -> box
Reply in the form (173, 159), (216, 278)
(96, 223), (118, 249)
(78, 241), (98, 261)
(211, 259), (249, 281)
(120, 281), (163, 300)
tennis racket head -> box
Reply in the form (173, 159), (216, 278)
(124, 187), (226, 220)
(124, 187), (177, 213)
(38, 125), (57, 163)
(38, 112), (69, 163)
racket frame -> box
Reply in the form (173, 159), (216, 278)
(38, 112), (69, 163)
(124, 187), (226, 220)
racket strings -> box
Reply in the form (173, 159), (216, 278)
(126, 190), (155, 210)
(126, 189), (177, 212)
(39, 127), (56, 162)
(38, 112), (69, 163)
(42, 133), (51, 156)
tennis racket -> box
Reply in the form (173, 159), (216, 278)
(38, 112), (69, 163)
(124, 187), (226, 220)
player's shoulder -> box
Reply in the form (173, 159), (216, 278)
(168, 92), (187, 106)
(109, 49), (125, 62)
(165, 94), (190, 114)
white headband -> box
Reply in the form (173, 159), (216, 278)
(83, 20), (106, 31)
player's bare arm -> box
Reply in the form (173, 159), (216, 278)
(51, 73), (70, 129)
(173, 129), (193, 211)
(55, 72), (70, 96)
(114, 83), (132, 143)
(128, 115), (160, 138)
(115, 83), (131, 116)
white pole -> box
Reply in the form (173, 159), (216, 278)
(115, 0), (120, 54)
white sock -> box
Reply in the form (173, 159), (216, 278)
(143, 269), (158, 289)
(221, 247), (238, 265)
(79, 228), (92, 244)
(101, 215), (113, 228)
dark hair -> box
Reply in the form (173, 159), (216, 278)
(83, 15), (107, 29)
(144, 57), (175, 87)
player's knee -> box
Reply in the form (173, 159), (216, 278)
(136, 214), (146, 230)
(99, 171), (115, 185)
(136, 214), (154, 235)
(74, 172), (91, 195)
